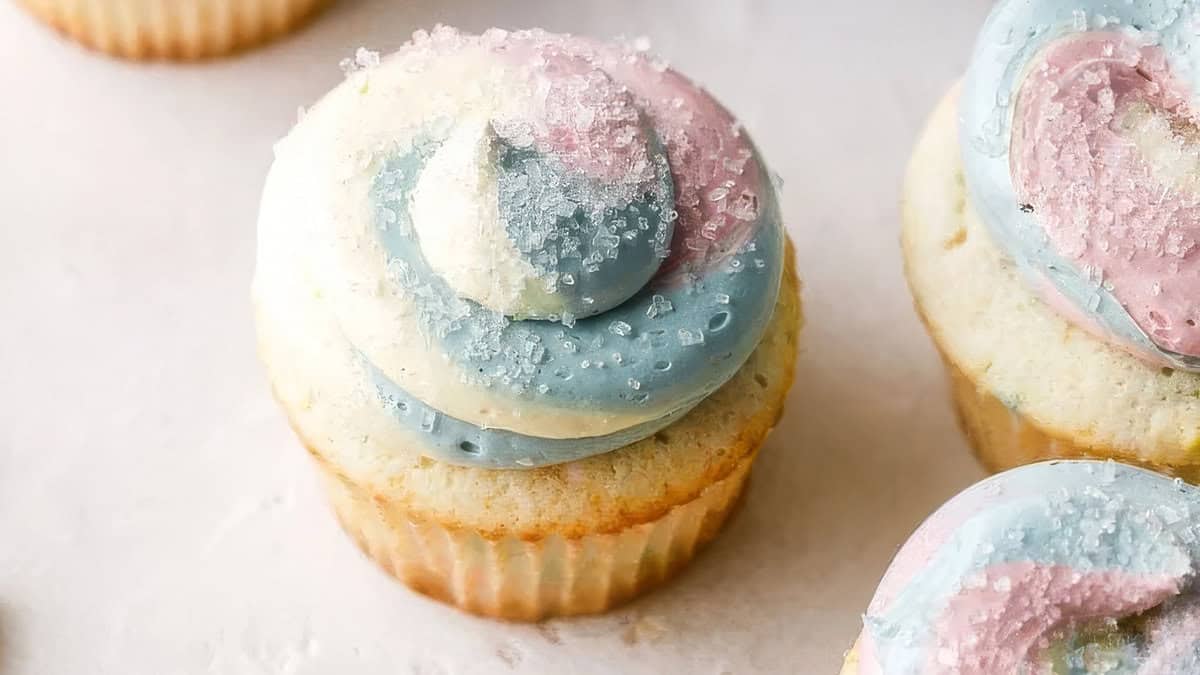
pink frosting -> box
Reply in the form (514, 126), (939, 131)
(596, 44), (764, 282)
(494, 38), (656, 188)
(854, 480), (1013, 674)
(849, 466), (1193, 674)
(929, 563), (1176, 673)
(485, 31), (766, 284)
(866, 480), (1014, 616)
(1013, 33), (1200, 357)
(855, 564), (1179, 674)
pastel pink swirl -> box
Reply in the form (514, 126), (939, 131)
(1013, 33), (1200, 357)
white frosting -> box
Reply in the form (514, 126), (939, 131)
(255, 40), (663, 438)
(409, 116), (555, 317)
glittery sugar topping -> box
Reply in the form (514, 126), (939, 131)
(316, 27), (785, 467)
(962, 0), (1200, 370)
(853, 461), (1200, 674)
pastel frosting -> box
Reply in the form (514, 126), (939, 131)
(851, 460), (1200, 674)
(962, 0), (1200, 370)
(254, 28), (784, 468)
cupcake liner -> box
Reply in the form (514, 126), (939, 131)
(261, 241), (799, 621)
(314, 448), (757, 621)
(17, 0), (330, 60)
(944, 358), (1200, 483)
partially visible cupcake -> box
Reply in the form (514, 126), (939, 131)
(843, 460), (1200, 673)
(904, 0), (1200, 481)
(16, 0), (330, 59)
(254, 28), (801, 619)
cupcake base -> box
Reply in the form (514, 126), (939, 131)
(316, 445), (754, 621)
(946, 359), (1200, 483)
(902, 86), (1200, 480)
(17, 0), (330, 60)
(260, 239), (801, 620)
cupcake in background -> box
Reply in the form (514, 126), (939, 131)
(254, 28), (801, 619)
(904, 0), (1200, 481)
(16, 0), (331, 59)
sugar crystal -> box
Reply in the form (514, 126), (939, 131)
(610, 320), (632, 337)
(646, 294), (674, 318)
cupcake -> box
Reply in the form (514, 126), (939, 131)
(16, 0), (330, 59)
(253, 27), (800, 620)
(842, 460), (1200, 673)
(905, 0), (1200, 481)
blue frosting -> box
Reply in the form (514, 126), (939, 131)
(363, 137), (784, 468)
(864, 461), (1200, 674)
(961, 0), (1200, 370)
(495, 134), (674, 320)
(365, 358), (698, 468)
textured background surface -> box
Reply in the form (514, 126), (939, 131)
(0, 1), (992, 672)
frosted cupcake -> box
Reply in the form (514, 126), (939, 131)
(905, 0), (1200, 481)
(16, 0), (330, 59)
(842, 460), (1200, 673)
(253, 27), (800, 619)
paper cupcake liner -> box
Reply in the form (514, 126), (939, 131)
(945, 359), (1200, 483)
(315, 450), (756, 621)
(17, 0), (330, 60)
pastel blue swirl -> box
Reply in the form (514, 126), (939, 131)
(363, 138), (784, 468)
(494, 138), (674, 319)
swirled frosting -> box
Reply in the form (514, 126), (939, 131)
(962, 0), (1200, 370)
(254, 28), (784, 468)
(852, 461), (1200, 674)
